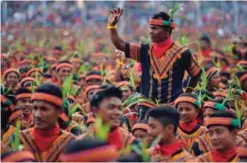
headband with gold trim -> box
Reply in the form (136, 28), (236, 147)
(149, 19), (176, 29)
(8, 110), (23, 123)
(132, 123), (150, 132)
(31, 93), (63, 107)
(19, 59), (33, 65)
(205, 117), (240, 128)
(56, 63), (73, 71)
(2, 151), (35, 162)
(60, 145), (119, 162)
(16, 93), (32, 101)
(3, 68), (20, 79)
(174, 96), (200, 109)
(85, 75), (103, 82)
(20, 77), (35, 87)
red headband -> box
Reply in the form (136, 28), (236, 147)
(3, 68), (20, 79)
(16, 93), (32, 101)
(20, 77), (35, 87)
(2, 151), (35, 162)
(213, 91), (228, 98)
(205, 117), (240, 128)
(132, 123), (150, 132)
(85, 85), (100, 96)
(206, 67), (218, 79)
(31, 93), (63, 107)
(85, 75), (103, 82)
(174, 96), (200, 108)
(8, 110), (23, 123)
(19, 59), (33, 65)
(116, 81), (130, 88)
(60, 145), (119, 162)
(56, 63), (73, 71)
(137, 102), (156, 109)
(149, 19), (176, 29)
(26, 68), (42, 77)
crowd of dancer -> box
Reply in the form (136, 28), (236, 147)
(1, 3), (247, 162)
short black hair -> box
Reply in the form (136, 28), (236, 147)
(63, 137), (108, 154)
(147, 104), (180, 134)
(209, 110), (238, 131)
(86, 70), (101, 76)
(15, 87), (32, 96)
(35, 83), (63, 108)
(200, 34), (211, 45)
(90, 84), (122, 110)
(152, 12), (173, 33)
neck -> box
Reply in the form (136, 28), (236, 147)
(179, 119), (198, 132)
(216, 145), (236, 153)
(34, 124), (59, 137)
(160, 135), (175, 145)
(153, 37), (173, 47)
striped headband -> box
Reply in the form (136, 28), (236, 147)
(16, 93), (32, 101)
(60, 145), (119, 162)
(137, 101), (156, 109)
(2, 151), (35, 162)
(203, 101), (226, 111)
(26, 68), (42, 77)
(19, 59), (33, 65)
(132, 123), (150, 132)
(206, 67), (219, 80)
(149, 19), (176, 29)
(116, 81), (130, 88)
(56, 63), (73, 71)
(3, 68), (20, 79)
(205, 117), (240, 128)
(85, 85), (100, 96)
(85, 75), (103, 82)
(8, 110), (23, 123)
(70, 58), (81, 63)
(31, 93), (63, 107)
(20, 77), (35, 87)
(174, 96), (200, 109)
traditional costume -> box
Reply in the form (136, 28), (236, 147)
(124, 19), (201, 103)
(174, 94), (207, 154)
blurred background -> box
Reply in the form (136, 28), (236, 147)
(1, 1), (247, 54)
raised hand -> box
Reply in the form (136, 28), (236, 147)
(108, 8), (123, 26)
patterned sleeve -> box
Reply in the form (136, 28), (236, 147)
(180, 50), (201, 77)
(125, 42), (141, 62)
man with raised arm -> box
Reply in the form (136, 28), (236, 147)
(108, 8), (201, 104)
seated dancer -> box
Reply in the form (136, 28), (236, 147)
(54, 60), (73, 86)
(85, 71), (104, 86)
(174, 93), (207, 154)
(109, 8), (201, 104)
(205, 66), (221, 92)
(83, 84), (139, 151)
(132, 120), (152, 148)
(192, 99), (246, 156)
(147, 105), (194, 162)
(1, 83), (76, 162)
(60, 137), (119, 162)
(15, 87), (33, 128)
(2, 68), (20, 92)
(195, 111), (242, 162)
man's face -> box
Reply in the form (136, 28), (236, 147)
(148, 117), (169, 143)
(57, 67), (72, 82)
(209, 73), (221, 89)
(133, 129), (147, 143)
(199, 40), (210, 50)
(73, 62), (81, 70)
(30, 72), (42, 80)
(177, 102), (198, 123)
(17, 98), (32, 115)
(208, 125), (236, 151)
(12, 115), (27, 129)
(203, 107), (215, 120)
(5, 72), (19, 87)
(87, 79), (102, 86)
(121, 87), (132, 101)
(96, 97), (122, 128)
(33, 101), (60, 130)
(149, 24), (170, 43)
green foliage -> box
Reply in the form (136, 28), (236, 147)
(95, 116), (111, 141)
(62, 75), (73, 99)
